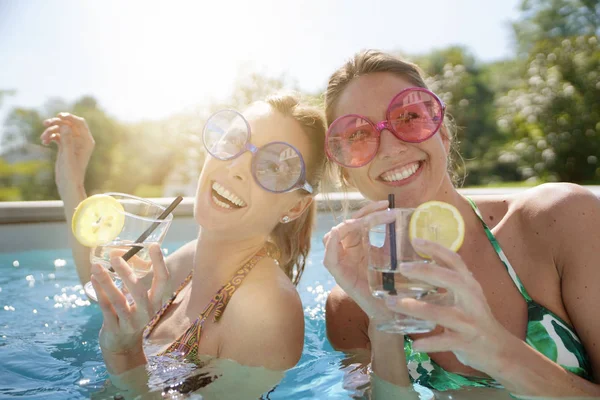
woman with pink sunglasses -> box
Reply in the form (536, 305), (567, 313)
(322, 50), (600, 398)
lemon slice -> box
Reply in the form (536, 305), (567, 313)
(409, 201), (465, 255)
(71, 194), (125, 247)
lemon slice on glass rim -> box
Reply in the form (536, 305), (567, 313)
(409, 201), (465, 256)
(71, 194), (126, 247)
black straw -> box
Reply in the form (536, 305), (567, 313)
(108, 196), (183, 271)
(383, 194), (397, 295)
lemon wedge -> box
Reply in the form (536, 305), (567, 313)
(409, 201), (465, 255)
(71, 194), (125, 247)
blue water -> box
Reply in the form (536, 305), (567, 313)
(0, 213), (364, 399)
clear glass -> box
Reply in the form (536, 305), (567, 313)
(83, 193), (173, 303)
(366, 208), (438, 334)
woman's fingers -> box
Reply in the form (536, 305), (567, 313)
(40, 125), (61, 145)
(393, 297), (476, 335)
(351, 200), (389, 219)
(91, 263), (131, 321)
(323, 228), (342, 269)
(149, 244), (170, 307)
(363, 208), (398, 229)
(412, 239), (471, 275)
(109, 256), (148, 314)
(399, 263), (471, 294)
(90, 271), (119, 330)
(411, 331), (465, 353)
(57, 112), (91, 141)
(43, 117), (72, 127)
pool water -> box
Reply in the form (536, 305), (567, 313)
(0, 213), (513, 400)
(0, 213), (377, 399)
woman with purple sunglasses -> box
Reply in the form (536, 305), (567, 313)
(41, 93), (327, 397)
(322, 50), (600, 398)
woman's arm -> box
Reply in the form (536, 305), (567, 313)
(388, 183), (600, 397)
(41, 113), (95, 285)
(326, 285), (413, 387)
(491, 183), (600, 396)
(552, 184), (600, 384)
(325, 285), (371, 351)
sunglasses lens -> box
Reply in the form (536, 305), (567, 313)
(203, 110), (249, 159)
(326, 116), (378, 167)
(254, 143), (303, 193)
(388, 90), (443, 142)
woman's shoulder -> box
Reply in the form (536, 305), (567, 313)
(217, 257), (305, 370)
(470, 182), (599, 220)
(229, 257), (303, 317)
(165, 240), (197, 286)
(468, 183), (600, 243)
(501, 183), (600, 256)
(512, 183), (599, 221)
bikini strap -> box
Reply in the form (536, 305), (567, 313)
(153, 246), (269, 358)
(144, 270), (193, 338)
(465, 196), (532, 302)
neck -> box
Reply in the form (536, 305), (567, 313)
(432, 174), (486, 251)
(190, 228), (268, 296)
(431, 174), (465, 205)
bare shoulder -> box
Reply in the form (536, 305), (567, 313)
(228, 257), (303, 319)
(325, 285), (370, 351)
(470, 183), (600, 225)
(511, 183), (600, 232)
(164, 240), (197, 287)
(513, 183), (600, 267)
(514, 182), (599, 216)
(218, 257), (304, 370)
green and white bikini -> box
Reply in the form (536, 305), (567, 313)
(404, 197), (593, 391)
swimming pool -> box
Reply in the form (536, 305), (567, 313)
(7, 189), (594, 399)
(0, 211), (376, 399)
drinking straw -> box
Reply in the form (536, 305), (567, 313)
(383, 194), (397, 295)
(108, 196), (183, 271)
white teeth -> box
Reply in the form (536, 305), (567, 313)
(212, 182), (246, 207)
(382, 162), (420, 182)
(212, 195), (232, 209)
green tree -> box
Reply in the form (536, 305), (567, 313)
(412, 47), (505, 185)
(71, 96), (125, 194)
(497, 35), (600, 182)
(496, 0), (600, 182)
(513, 0), (600, 56)
(1, 108), (45, 149)
(0, 96), (125, 200)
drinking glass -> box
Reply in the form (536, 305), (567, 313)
(366, 208), (439, 334)
(83, 193), (173, 303)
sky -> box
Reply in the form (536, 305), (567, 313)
(0, 0), (522, 130)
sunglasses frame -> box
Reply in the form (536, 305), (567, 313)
(203, 109), (313, 194)
(325, 87), (446, 168)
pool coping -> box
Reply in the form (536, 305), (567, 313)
(1, 187), (599, 224)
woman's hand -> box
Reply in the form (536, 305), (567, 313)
(40, 112), (94, 199)
(323, 201), (394, 318)
(388, 239), (513, 373)
(91, 244), (171, 355)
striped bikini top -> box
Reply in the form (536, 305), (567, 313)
(144, 247), (267, 362)
(404, 197), (592, 391)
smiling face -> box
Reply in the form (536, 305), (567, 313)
(193, 102), (313, 238)
(332, 72), (452, 207)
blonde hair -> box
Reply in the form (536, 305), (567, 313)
(262, 93), (326, 286)
(323, 49), (461, 207)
